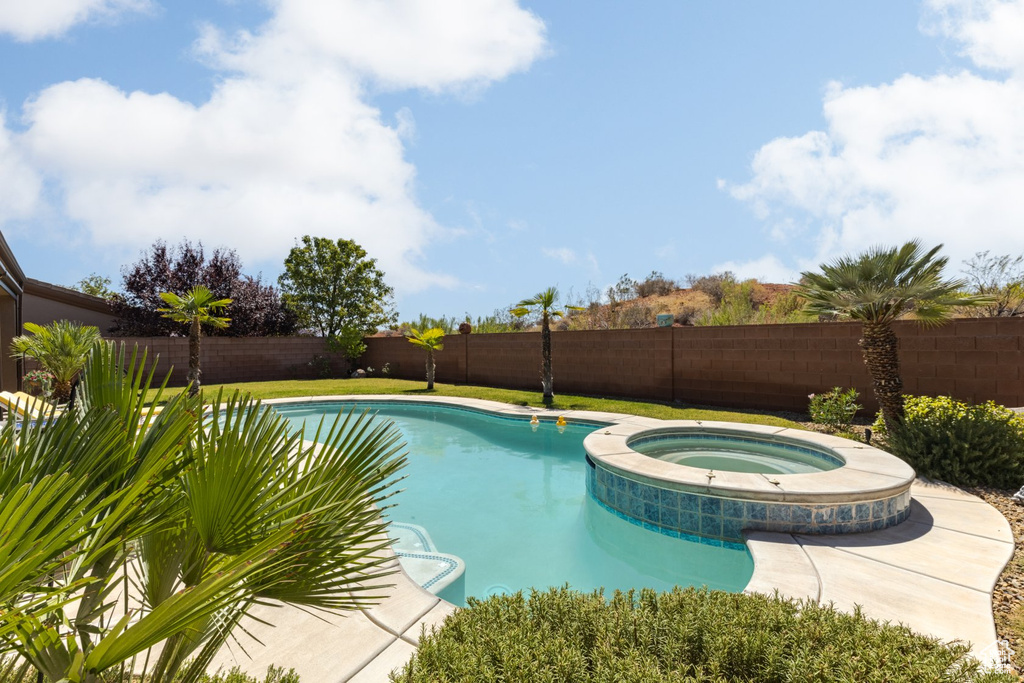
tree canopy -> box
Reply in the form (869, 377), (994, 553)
(70, 273), (115, 299)
(110, 240), (296, 337)
(796, 240), (986, 430)
(278, 236), (397, 340)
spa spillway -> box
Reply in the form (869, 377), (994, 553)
(583, 421), (915, 542)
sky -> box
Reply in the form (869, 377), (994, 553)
(1, 0), (1022, 322)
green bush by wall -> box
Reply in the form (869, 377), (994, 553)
(878, 396), (1024, 488)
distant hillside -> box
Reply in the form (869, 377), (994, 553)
(557, 279), (805, 330)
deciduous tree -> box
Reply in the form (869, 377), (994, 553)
(278, 236), (397, 341)
(111, 240), (296, 337)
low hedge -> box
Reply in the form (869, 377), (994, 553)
(876, 396), (1024, 488)
(393, 587), (1011, 682)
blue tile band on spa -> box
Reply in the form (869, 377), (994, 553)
(585, 459), (912, 543)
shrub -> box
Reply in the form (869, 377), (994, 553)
(194, 667), (299, 683)
(0, 661), (299, 683)
(686, 271), (735, 306)
(878, 395), (1024, 488)
(393, 587), (1009, 683)
(634, 270), (677, 298)
(307, 354), (333, 379)
(808, 387), (861, 433)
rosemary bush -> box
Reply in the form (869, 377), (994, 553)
(394, 587), (1011, 682)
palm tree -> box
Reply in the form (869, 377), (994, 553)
(0, 341), (407, 682)
(797, 241), (987, 432)
(158, 286), (231, 396)
(406, 327), (445, 390)
(512, 287), (582, 404)
(10, 320), (101, 401)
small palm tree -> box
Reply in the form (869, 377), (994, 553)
(406, 327), (445, 390)
(797, 241), (987, 431)
(512, 287), (582, 404)
(10, 320), (101, 401)
(0, 341), (407, 682)
(158, 286), (231, 396)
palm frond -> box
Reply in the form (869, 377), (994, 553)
(796, 240), (987, 324)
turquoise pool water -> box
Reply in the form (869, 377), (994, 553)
(272, 401), (754, 604)
(630, 434), (842, 475)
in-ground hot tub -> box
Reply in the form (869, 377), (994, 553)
(584, 421), (915, 543)
(629, 431), (843, 475)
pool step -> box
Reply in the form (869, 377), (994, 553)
(390, 522), (465, 605)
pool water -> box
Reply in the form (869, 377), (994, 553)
(631, 435), (841, 475)
(273, 402), (754, 605)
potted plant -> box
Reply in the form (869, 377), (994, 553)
(22, 369), (55, 397)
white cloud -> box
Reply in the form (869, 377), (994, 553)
(196, 0), (547, 93)
(542, 247), (577, 264)
(711, 254), (800, 284)
(3, 0), (547, 293)
(0, 0), (152, 41)
(728, 0), (1024, 272)
(923, 0), (1024, 73)
(0, 112), (41, 224)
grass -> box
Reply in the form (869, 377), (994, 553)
(146, 378), (804, 429)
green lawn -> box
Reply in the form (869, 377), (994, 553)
(146, 378), (804, 428)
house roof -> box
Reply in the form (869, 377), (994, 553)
(24, 278), (113, 314)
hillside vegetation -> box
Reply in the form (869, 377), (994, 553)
(396, 251), (1024, 335)
(392, 271), (812, 334)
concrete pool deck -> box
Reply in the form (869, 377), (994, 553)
(209, 397), (1015, 680)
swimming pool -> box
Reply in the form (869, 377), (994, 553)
(270, 400), (754, 605)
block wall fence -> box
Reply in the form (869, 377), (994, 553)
(104, 337), (347, 386)
(102, 317), (1022, 411)
(360, 317), (1024, 412)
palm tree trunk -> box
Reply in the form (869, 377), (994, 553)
(860, 321), (904, 432)
(188, 317), (202, 397)
(541, 312), (553, 403)
(426, 349), (435, 390)
(51, 378), (72, 403)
